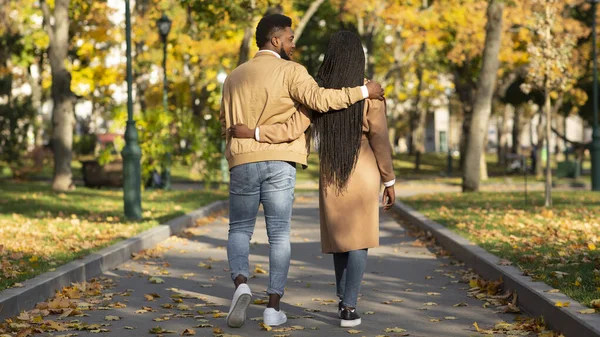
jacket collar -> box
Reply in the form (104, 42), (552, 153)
(256, 50), (281, 59)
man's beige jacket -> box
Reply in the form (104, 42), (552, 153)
(219, 52), (365, 169)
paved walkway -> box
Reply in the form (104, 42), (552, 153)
(45, 194), (520, 337)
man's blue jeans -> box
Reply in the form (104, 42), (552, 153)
(227, 161), (296, 297)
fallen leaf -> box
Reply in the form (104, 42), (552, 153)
(177, 304), (191, 311)
(427, 292), (441, 296)
(260, 323), (272, 332)
(445, 316), (457, 320)
(363, 311), (375, 315)
(429, 318), (440, 322)
(181, 328), (196, 335)
(579, 309), (596, 314)
(347, 329), (361, 334)
(148, 277), (165, 284)
(104, 315), (121, 321)
(253, 299), (268, 305)
(384, 327), (407, 333)
(149, 326), (175, 334)
(555, 301), (570, 307)
(254, 266), (267, 274)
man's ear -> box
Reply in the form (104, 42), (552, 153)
(270, 35), (280, 48)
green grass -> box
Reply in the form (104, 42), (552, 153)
(400, 191), (600, 307)
(0, 180), (226, 291)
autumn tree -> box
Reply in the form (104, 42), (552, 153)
(522, 0), (578, 207)
(462, 0), (504, 192)
(41, 0), (75, 191)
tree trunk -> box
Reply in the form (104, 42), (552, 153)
(481, 120), (489, 181)
(294, 0), (326, 43)
(544, 88), (552, 207)
(28, 61), (44, 148)
(512, 106), (521, 154)
(459, 107), (471, 170)
(237, 26), (254, 66)
(237, 0), (257, 66)
(412, 60), (427, 172)
(498, 103), (512, 166)
(43, 0), (75, 191)
(480, 146), (488, 181)
(462, 0), (504, 192)
(535, 112), (545, 178)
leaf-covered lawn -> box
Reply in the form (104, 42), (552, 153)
(0, 181), (226, 291)
(400, 191), (600, 307)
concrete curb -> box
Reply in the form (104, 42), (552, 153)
(0, 200), (228, 319)
(393, 201), (600, 337)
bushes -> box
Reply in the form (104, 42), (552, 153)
(0, 98), (37, 178)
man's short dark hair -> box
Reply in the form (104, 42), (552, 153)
(255, 14), (292, 48)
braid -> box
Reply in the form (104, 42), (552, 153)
(312, 31), (365, 193)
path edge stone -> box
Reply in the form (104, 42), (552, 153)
(0, 199), (228, 319)
(393, 200), (600, 337)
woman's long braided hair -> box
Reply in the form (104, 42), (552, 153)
(312, 31), (365, 193)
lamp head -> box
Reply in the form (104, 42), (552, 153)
(157, 14), (172, 41)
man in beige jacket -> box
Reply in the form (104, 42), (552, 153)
(220, 13), (384, 328)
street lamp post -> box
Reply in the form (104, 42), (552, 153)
(217, 69), (229, 184)
(157, 14), (172, 190)
(445, 87), (453, 177)
(122, 0), (142, 219)
(591, 0), (600, 191)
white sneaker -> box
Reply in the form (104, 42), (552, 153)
(263, 307), (287, 326)
(226, 284), (252, 328)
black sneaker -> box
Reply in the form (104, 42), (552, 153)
(337, 301), (343, 318)
(340, 308), (361, 327)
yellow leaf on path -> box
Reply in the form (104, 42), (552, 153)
(445, 316), (457, 320)
(260, 322), (272, 331)
(254, 266), (268, 274)
(177, 304), (190, 311)
(347, 329), (361, 334)
(104, 315), (121, 321)
(423, 302), (438, 306)
(181, 328), (196, 335)
(589, 243), (597, 251)
(254, 299), (268, 305)
(212, 327), (223, 334)
(473, 322), (493, 334)
(213, 312), (227, 318)
(469, 279), (479, 288)
(148, 277), (165, 284)
(427, 292), (440, 296)
(384, 327), (407, 333)
(429, 318), (440, 322)
(579, 309), (596, 314)
(291, 325), (305, 330)
(453, 302), (468, 307)
(555, 301), (570, 307)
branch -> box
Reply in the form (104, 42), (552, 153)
(40, 0), (54, 41)
(551, 126), (589, 148)
(294, 0), (326, 43)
